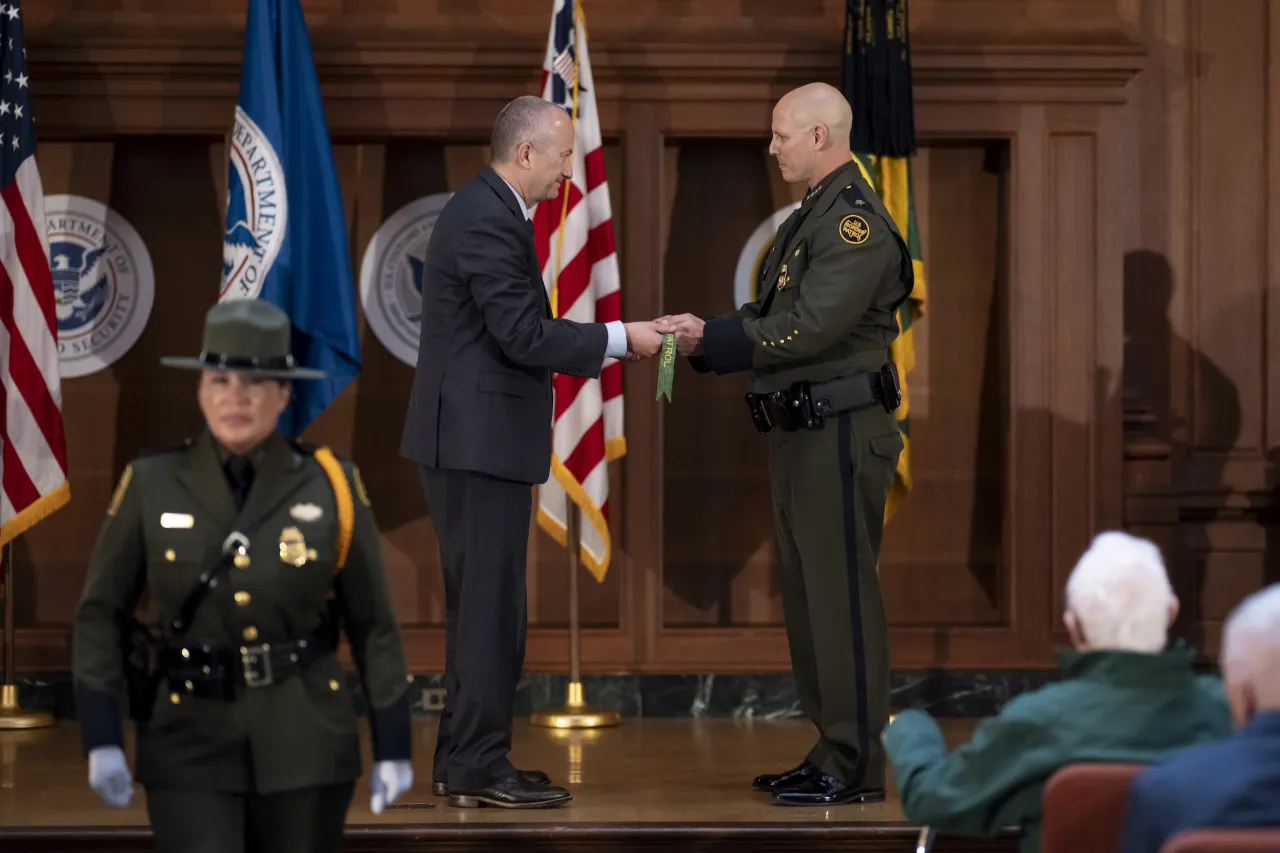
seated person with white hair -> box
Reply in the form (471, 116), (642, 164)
(883, 531), (1232, 853)
(1120, 584), (1280, 852)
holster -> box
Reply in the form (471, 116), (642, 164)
(744, 363), (902, 434)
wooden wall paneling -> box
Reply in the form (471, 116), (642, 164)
(14, 2), (1156, 674)
(1007, 103), (1056, 665)
(660, 139), (779, 630)
(623, 102), (665, 670)
(878, 142), (1006, 628)
(1271, 0), (1280, 472)
(1181, 0), (1272, 651)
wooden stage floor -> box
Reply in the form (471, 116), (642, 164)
(0, 717), (1016, 852)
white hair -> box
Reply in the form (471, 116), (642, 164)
(1064, 531), (1174, 652)
(1221, 584), (1280, 706)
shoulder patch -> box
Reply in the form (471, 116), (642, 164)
(107, 464), (133, 517)
(838, 213), (871, 246)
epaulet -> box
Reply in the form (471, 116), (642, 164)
(135, 438), (194, 459)
(840, 182), (873, 211)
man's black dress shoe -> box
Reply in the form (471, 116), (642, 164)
(771, 772), (886, 806)
(752, 761), (819, 792)
(449, 774), (571, 809)
(433, 769), (551, 797)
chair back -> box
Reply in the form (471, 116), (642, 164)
(1041, 763), (1146, 853)
(1161, 829), (1280, 852)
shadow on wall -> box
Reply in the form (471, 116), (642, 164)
(1123, 249), (1243, 648)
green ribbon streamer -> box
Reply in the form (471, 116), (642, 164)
(655, 334), (676, 402)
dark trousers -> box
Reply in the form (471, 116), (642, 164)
(769, 409), (900, 788)
(145, 782), (354, 853)
(419, 465), (531, 791)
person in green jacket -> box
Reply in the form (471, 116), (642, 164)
(884, 531), (1232, 853)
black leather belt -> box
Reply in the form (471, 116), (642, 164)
(745, 363), (902, 434)
(159, 636), (329, 701)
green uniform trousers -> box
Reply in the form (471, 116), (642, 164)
(769, 406), (902, 788)
(145, 781), (355, 853)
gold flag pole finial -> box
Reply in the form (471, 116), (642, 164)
(0, 540), (54, 729)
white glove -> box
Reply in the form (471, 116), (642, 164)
(370, 759), (413, 814)
(88, 745), (134, 808)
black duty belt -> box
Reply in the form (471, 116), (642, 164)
(745, 363), (902, 434)
(159, 635), (330, 701)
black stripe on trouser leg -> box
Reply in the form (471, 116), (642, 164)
(836, 412), (870, 786)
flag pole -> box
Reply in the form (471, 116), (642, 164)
(0, 540), (53, 729)
(530, 506), (619, 729)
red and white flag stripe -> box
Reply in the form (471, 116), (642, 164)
(0, 155), (70, 546)
(533, 0), (624, 582)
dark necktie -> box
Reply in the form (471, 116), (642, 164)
(225, 455), (254, 513)
(525, 217), (535, 240)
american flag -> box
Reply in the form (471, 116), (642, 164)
(532, 0), (623, 583)
(0, 0), (69, 548)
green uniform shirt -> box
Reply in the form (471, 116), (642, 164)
(695, 159), (913, 392)
(885, 646), (1233, 853)
(72, 430), (412, 794)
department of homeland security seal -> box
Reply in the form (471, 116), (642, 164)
(734, 202), (800, 309)
(221, 106), (288, 300)
(358, 193), (453, 367)
(44, 195), (155, 379)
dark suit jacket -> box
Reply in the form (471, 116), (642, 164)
(399, 167), (609, 485)
(1120, 710), (1280, 853)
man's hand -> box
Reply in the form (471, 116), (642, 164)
(624, 320), (672, 358)
(657, 313), (705, 356)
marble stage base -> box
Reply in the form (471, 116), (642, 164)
(0, 717), (1017, 852)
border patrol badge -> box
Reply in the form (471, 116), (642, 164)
(279, 526), (309, 567)
(839, 214), (870, 245)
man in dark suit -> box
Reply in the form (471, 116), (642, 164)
(1120, 584), (1280, 852)
(400, 95), (668, 809)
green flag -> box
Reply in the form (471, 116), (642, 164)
(844, 0), (926, 523)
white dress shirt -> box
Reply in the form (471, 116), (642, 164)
(494, 171), (627, 360)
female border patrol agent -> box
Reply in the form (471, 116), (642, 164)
(72, 299), (414, 853)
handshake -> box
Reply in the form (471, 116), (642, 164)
(622, 314), (706, 361)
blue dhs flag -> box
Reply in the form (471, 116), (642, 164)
(221, 0), (359, 437)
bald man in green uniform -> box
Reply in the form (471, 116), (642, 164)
(663, 82), (913, 806)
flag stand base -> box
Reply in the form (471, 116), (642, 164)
(530, 681), (619, 729)
(529, 512), (620, 731)
(0, 686), (51, 730)
(1, 542), (53, 730)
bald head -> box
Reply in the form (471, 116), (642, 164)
(776, 83), (853, 139)
(1222, 584), (1280, 726)
(768, 83), (854, 187)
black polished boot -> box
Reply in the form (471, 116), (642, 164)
(771, 772), (886, 806)
(752, 761), (820, 792)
